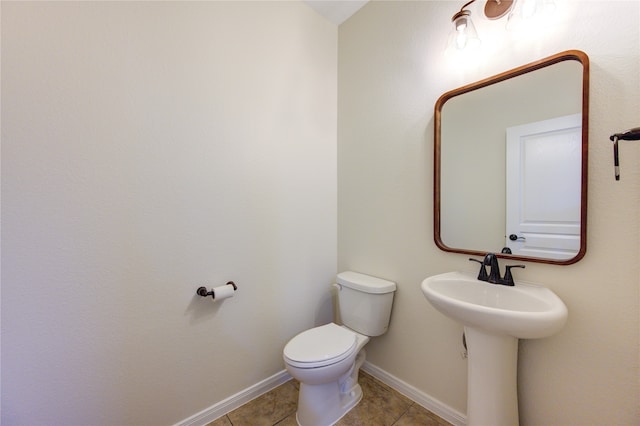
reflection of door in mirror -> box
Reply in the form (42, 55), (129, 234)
(505, 114), (582, 260)
(434, 50), (589, 265)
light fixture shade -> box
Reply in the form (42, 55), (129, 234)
(445, 10), (481, 54)
(506, 0), (556, 30)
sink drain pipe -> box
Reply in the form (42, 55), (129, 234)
(462, 332), (468, 359)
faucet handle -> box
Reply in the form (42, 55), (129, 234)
(503, 265), (525, 286)
(469, 258), (488, 281)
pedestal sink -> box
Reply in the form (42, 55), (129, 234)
(421, 271), (567, 426)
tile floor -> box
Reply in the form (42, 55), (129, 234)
(207, 371), (453, 426)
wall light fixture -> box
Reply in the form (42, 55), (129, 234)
(446, 0), (555, 54)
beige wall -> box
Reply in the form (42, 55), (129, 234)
(1, 2), (336, 424)
(339, 1), (639, 425)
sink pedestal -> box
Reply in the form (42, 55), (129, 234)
(421, 272), (568, 426)
(465, 326), (519, 426)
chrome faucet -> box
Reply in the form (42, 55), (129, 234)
(469, 253), (525, 286)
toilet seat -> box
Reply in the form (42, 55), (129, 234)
(284, 323), (357, 369)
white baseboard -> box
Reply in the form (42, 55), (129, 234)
(174, 370), (293, 426)
(361, 361), (467, 426)
(175, 362), (466, 426)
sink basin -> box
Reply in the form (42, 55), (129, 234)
(421, 271), (567, 339)
(421, 271), (568, 425)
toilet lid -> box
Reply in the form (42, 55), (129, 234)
(284, 323), (357, 367)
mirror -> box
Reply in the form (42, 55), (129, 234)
(434, 50), (589, 265)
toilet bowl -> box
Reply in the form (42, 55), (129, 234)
(284, 323), (369, 426)
(283, 271), (396, 426)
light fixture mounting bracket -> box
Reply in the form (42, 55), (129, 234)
(484, 0), (514, 19)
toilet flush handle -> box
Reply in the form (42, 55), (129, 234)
(332, 283), (342, 291)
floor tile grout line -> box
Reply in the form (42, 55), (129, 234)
(390, 401), (415, 426)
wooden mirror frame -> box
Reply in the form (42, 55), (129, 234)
(434, 50), (589, 265)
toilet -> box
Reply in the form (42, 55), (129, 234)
(283, 271), (396, 426)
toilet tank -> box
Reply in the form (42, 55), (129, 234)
(336, 271), (396, 337)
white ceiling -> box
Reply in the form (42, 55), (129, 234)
(302, 0), (369, 25)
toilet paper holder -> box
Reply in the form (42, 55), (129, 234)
(196, 281), (237, 299)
